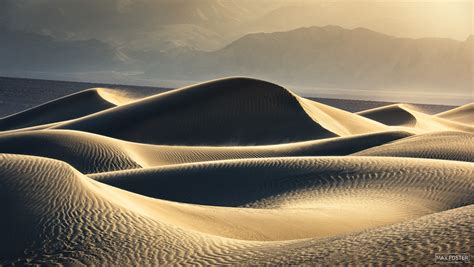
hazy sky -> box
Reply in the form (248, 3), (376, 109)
(268, 0), (473, 41)
(2, 0), (472, 46)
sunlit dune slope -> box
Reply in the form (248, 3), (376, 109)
(358, 104), (474, 133)
(354, 131), (474, 162)
(0, 154), (472, 265)
(52, 77), (393, 145)
(0, 88), (135, 131)
(0, 129), (411, 173)
(436, 102), (474, 125)
(91, 156), (473, 209)
(296, 96), (388, 136)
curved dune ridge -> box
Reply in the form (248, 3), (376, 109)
(0, 129), (411, 173)
(436, 102), (474, 125)
(90, 156), (474, 209)
(52, 78), (337, 145)
(358, 103), (474, 133)
(354, 131), (474, 162)
(296, 96), (389, 136)
(1, 154), (473, 265)
(50, 77), (396, 145)
(0, 88), (137, 132)
(1, 77), (473, 265)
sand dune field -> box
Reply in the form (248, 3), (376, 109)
(0, 77), (472, 265)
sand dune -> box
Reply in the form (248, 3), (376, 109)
(0, 129), (411, 173)
(50, 77), (397, 145)
(91, 156), (473, 208)
(358, 103), (474, 133)
(436, 102), (474, 125)
(1, 77), (472, 265)
(297, 96), (389, 136)
(354, 131), (474, 162)
(0, 88), (135, 131)
(1, 154), (472, 265)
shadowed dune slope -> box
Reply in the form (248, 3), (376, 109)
(52, 77), (391, 145)
(0, 88), (134, 131)
(358, 104), (474, 133)
(357, 104), (418, 127)
(0, 129), (411, 173)
(91, 157), (474, 208)
(1, 154), (472, 265)
(354, 131), (474, 162)
(436, 103), (474, 125)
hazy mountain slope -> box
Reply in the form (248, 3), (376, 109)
(0, 29), (121, 73)
(1, 0), (276, 52)
(146, 26), (473, 97)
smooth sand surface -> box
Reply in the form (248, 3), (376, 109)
(436, 103), (474, 125)
(0, 129), (411, 173)
(358, 103), (474, 133)
(1, 154), (472, 265)
(0, 88), (136, 131)
(0, 77), (472, 265)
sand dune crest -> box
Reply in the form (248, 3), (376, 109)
(436, 102), (474, 125)
(0, 88), (131, 131)
(0, 129), (411, 173)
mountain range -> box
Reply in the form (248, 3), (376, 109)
(146, 26), (473, 95)
(1, 25), (472, 104)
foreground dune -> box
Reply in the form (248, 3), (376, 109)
(1, 77), (472, 265)
(0, 129), (411, 173)
(1, 154), (472, 265)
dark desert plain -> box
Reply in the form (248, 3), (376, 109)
(0, 0), (473, 265)
(0, 76), (472, 265)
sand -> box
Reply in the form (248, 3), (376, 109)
(0, 77), (472, 265)
(0, 88), (136, 132)
(0, 129), (411, 173)
(354, 131), (474, 162)
(436, 103), (474, 125)
(358, 103), (474, 133)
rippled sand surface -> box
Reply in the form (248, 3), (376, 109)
(1, 77), (472, 265)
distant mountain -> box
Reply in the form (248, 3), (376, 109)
(1, 25), (471, 101)
(146, 26), (473, 95)
(2, 0), (277, 52)
(0, 29), (122, 73)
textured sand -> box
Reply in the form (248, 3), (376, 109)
(1, 155), (472, 265)
(0, 88), (135, 131)
(354, 131), (474, 162)
(0, 77), (472, 265)
(52, 78), (394, 145)
(0, 129), (410, 173)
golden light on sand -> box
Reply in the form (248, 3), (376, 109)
(0, 77), (473, 264)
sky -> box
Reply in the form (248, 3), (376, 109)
(1, 0), (472, 49)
